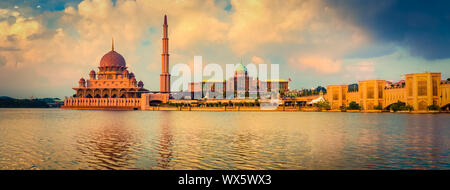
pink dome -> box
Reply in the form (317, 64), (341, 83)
(89, 70), (96, 75)
(100, 50), (126, 67)
(79, 78), (85, 82)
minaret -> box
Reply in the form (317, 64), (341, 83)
(160, 15), (170, 93)
(112, 38), (114, 51)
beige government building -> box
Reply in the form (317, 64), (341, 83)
(326, 72), (450, 111)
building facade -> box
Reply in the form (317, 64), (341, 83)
(326, 72), (450, 111)
(188, 64), (289, 100)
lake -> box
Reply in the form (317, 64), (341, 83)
(0, 108), (448, 169)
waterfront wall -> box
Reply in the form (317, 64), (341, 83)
(62, 98), (141, 109)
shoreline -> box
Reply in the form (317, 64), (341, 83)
(57, 106), (449, 113)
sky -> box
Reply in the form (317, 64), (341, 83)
(0, 0), (450, 98)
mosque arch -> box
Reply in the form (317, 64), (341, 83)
(119, 89), (127, 98)
(102, 89), (110, 98)
(111, 89), (119, 98)
(76, 90), (84, 98)
(94, 89), (101, 98)
(86, 89), (93, 98)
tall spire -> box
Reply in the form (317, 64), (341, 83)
(112, 37), (114, 51)
(164, 14), (167, 25)
(160, 14), (170, 93)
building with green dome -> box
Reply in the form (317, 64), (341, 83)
(189, 63), (289, 99)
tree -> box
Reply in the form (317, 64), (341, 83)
(390, 101), (413, 112)
(313, 100), (330, 110)
(374, 105), (383, 110)
(347, 101), (361, 110)
(427, 104), (440, 111)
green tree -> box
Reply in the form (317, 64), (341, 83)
(313, 100), (330, 110)
(390, 101), (413, 112)
(427, 104), (440, 111)
(347, 101), (361, 110)
(374, 105), (383, 110)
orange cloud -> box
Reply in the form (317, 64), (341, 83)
(290, 56), (342, 74)
(251, 56), (265, 64)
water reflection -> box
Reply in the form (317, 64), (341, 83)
(155, 112), (173, 169)
(0, 109), (448, 170)
(75, 113), (141, 170)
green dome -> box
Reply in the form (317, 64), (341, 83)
(235, 64), (247, 73)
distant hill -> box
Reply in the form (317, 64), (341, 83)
(0, 96), (14, 100)
(0, 97), (51, 108)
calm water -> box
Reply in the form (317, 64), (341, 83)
(0, 108), (448, 170)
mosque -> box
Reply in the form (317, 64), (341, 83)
(63, 15), (172, 110)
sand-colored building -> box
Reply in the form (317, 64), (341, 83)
(188, 64), (289, 100)
(326, 72), (450, 111)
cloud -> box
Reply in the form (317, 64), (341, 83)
(227, 0), (370, 55)
(289, 56), (342, 74)
(328, 0), (450, 60)
(251, 56), (265, 64)
(343, 61), (375, 80)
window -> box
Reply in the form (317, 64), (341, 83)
(378, 83), (383, 98)
(418, 80), (427, 96)
(407, 77), (413, 96)
(342, 88), (346, 100)
(367, 84), (374, 99)
(432, 79), (438, 96)
(333, 88), (339, 100)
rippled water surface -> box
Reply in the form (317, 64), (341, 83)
(0, 108), (448, 169)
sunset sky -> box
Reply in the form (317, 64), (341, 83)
(1, 0), (450, 98)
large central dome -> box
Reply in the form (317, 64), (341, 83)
(100, 50), (126, 67)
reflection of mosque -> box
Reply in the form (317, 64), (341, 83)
(75, 121), (140, 169)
